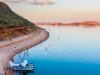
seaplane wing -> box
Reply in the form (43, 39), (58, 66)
(9, 61), (20, 68)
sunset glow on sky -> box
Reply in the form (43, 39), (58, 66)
(4, 0), (100, 22)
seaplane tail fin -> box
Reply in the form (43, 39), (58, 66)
(21, 60), (28, 67)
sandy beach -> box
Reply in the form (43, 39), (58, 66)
(0, 28), (49, 75)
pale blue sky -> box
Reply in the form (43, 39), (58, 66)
(5, 0), (100, 22)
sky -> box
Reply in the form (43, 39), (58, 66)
(1, 0), (100, 22)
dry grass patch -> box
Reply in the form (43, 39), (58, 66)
(0, 26), (36, 41)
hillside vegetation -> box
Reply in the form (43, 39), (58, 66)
(0, 2), (38, 41)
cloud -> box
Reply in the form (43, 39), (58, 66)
(0, 0), (22, 3)
(0, 0), (55, 5)
(27, 0), (55, 5)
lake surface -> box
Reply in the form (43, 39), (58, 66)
(14, 25), (100, 75)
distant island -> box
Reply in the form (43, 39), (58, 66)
(35, 21), (100, 27)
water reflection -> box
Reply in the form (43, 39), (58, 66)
(14, 26), (100, 75)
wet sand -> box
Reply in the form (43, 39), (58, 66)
(0, 28), (49, 75)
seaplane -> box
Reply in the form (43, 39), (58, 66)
(9, 60), (35, 72)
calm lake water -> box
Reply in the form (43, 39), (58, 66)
(14, 25), (100, 75)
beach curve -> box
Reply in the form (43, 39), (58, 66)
(0, 28), (49, 75)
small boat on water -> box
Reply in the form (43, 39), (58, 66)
(9, 60), (35, 72)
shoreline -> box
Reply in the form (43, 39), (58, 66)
(0, 28), (49, 75)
